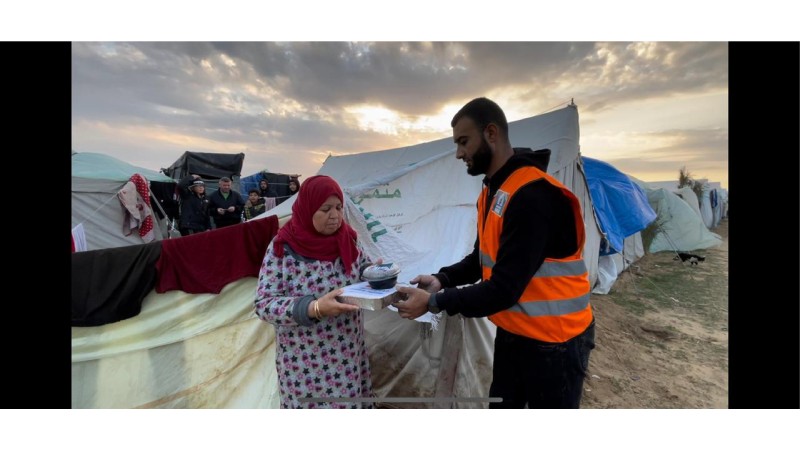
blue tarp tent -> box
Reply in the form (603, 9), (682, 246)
(583, 157), (657, 254)
(240, 171), (300, 206)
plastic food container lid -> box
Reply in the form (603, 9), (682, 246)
(362, 262), (401, 282)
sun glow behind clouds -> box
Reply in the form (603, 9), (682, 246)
(347, 103), (464, 137)
(347, 105), (401, 134)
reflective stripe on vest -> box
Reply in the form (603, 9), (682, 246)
(508, 293), (591, 317)
(479, 165), (593, 343)
(480, 251), (587, 277)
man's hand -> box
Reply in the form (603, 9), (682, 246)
(217, 208), (225, 215)
(227, 206), (235, 212)
(394, 285), (430, 319)
(409, 274), (442, 294)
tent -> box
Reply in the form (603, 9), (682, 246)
(71, 152), (176, 251)
(582, 157), (657, 295)
(71, 104), (603, 408)
(710, 186), (729, 226)
(583, 157), (656, 255)
(643, 187), (723, 253)
(706, 182), (728, 228)
(162, 151), (245, 194)
(645, 178), (729, 231)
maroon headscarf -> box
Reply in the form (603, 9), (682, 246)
(272, 175), (359, 274)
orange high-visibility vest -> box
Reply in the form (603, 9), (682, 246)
(478, 165), (592, 343)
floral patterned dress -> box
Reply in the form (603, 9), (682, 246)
(255, 241), (374, 409)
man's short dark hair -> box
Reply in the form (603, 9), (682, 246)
(248, 189), (260, 195)
(450, 97), (509, 137)
(220, 177), (232, 183)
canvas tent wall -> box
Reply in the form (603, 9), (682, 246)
(582, 157), (656, 295)
(675, 186), (703, 220)
(72, 152), (175, 251)
(72, 277), (280, 408)
(646, 180), (680, 192)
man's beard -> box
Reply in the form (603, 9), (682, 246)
(468, 136), (493, 176)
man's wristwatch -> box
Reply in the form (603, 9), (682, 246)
(427, 293), (441, 314)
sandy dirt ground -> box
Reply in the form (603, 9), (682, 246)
(582, 218), (728, 408)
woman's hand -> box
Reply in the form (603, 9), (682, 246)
(312, 288), (359, 319)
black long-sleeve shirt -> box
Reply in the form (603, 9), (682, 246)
(208, 188), (245, 228)
(178, 176), (211, 232)
(432, 148), (579, 318)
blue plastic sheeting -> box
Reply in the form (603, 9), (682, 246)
(240, 171), (295, 201)
(583, 157), (657, 254)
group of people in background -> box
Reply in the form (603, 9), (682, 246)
(177, 175), (301, 236)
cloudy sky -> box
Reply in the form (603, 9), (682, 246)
(71, 41), (729, 188)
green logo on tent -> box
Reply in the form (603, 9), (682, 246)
(353, 188), (402, 205)
(352, 201), (389, 243)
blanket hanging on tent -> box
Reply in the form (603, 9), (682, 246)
(117, 174), (156, 243)
(155, 215), (280, 294)
(72, 240), (162, 327)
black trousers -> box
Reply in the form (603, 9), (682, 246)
(489, 321), (595, 408)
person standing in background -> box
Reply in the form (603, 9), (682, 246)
(177, 174), (211, 236)
(277, 177), (300, 205)
(244, 188), (267, 221)
(208, 177), (245, 228)
(259, 178), (278, 199)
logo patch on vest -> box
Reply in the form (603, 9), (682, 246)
(492, 190), (509, 217)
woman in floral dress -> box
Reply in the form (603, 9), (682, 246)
(255, 175), (375, 408)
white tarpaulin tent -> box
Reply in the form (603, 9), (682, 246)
(644, 187), (723, 253)
(71, 104), (602, 408)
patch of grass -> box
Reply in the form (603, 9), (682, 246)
(672, 349), (689, 362)
(626, 265), (727, 326)
(604, 250), (728, 341)
(640, 220), (661, 252)
(605, 289), (653, 316)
